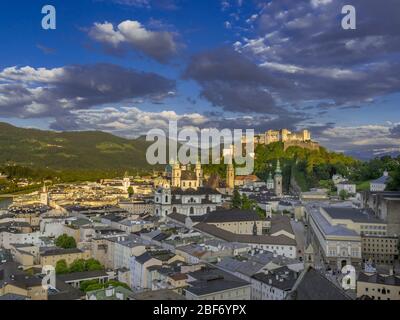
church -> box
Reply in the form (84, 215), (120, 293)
(155, 160), (223, 218)
(171, 160), (203, 190)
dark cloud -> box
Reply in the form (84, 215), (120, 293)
(229, 0), (400, 110)
(0, 63), (175, 121)
(184, 47), (290, 114)
(390, 125), (400, 138)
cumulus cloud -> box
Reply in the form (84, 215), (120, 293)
(314, 123), (400, 158)
(184, 47), (291, 114)
(230, 0), (400, 108)
(88, 20), (178, 62)
(0, 64), (175, 122)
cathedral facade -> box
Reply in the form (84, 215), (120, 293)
(171, 161), (203, 190)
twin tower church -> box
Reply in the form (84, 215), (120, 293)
(168, 159), (283, 197)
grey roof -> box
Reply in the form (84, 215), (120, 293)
(288, 267), (352, 300)
(309, 208), (359, 238)
(371, 175), (390, 185)
(198, 209), (264, 223)
(252, 266), (298, 291)
(168, 209), (265, 225)
(0, 293), (28, 300)
(195, 223), (297, 246)
(358, 272), (400, 286)
(269, 215), (295, 235)
(186, 267), (250, 297)
(58, 270), (109, 282)
(217, 252), (300, 277)
(0, 262), (43, 290)
(322, 207), (383, 224)
(171, 187), (221, 195)
(133, 289), (186, 300)
(41, 248), (83, 257)
(216, 257), (264, 277)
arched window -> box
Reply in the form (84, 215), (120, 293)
(207, 207), (211, 213)
(165, 196), (169, 203)
(173, 207), (177, 214)
(190, 207), (194, 215)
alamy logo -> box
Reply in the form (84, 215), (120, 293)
(146, 121), (255, 175)
(42, 5), (56, 30)
(342, 5), (356, 30)
(42, 265), (56, 290)
(341, 264), (356, 290)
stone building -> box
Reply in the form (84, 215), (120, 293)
(171, 161), (203, 191)
(154, 187), (222, 218)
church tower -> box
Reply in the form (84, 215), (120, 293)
(226, 164), (235, 190)
(195, 161), (203, 188)
(172, 161), (181, 188)
(274, 160), (283, 197)
(123, 171), (130, 192)
(40, 183), (49, 206)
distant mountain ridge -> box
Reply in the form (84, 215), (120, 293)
(0, 122), (152, 170)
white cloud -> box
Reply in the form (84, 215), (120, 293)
(88, 20), (178, 62)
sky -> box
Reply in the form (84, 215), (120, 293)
(0, 0), (399, 159)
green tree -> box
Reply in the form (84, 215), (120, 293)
(80, 280), (101, 292)
(339, 189), (349, 200)
(388, 166), (400, 191)
(85, 258), (104, 271)
(232, 189), (241, 208)
(69, 259), (86, 273)
(127, 186), (134, 197)
(241, 194), (254, 210)
(55, 259), (69, 274)
(55, 234), (77, 249)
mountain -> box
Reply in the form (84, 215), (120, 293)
(0, 122), (152, 170)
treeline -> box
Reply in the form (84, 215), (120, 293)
(0, 165), (154, 183)
(254, 142), (400, 192)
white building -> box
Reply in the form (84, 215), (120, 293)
(337, 181), (356, 196)
(154, 187), (222, 218)
(251, 266), (298, 300)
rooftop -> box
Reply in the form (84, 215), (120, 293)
(186, 267), (250, 297)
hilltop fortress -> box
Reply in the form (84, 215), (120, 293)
(250, 129), (320, 151)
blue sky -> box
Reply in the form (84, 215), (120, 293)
(0, 0), (399, 158)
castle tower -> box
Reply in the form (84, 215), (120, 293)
(195, 161), (203, 188)
(172, 161), (181, 188)
(226, 164), (235, 190)
(274, 160), (283, 197)
(40, 182), (49, 206)
(302, 129), (311, 142)
(281, 129), (290, 142)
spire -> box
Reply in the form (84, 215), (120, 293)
(275, 160), (282, 175)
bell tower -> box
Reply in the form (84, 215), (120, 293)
(274, 160), (283, 197)
(172, 161), (181, 188)
(226, 164), (235, 190)
(40, 182), (49, 206)
(195, 160), (203, 188)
